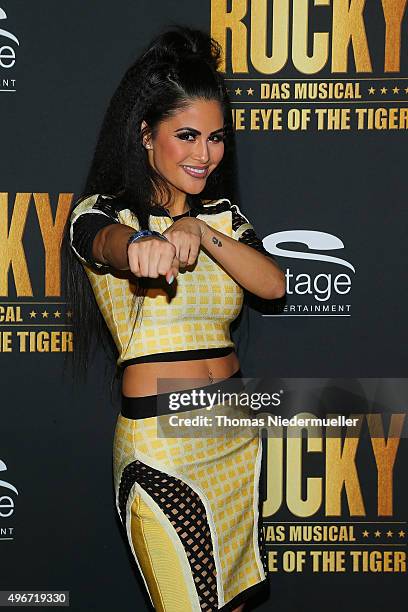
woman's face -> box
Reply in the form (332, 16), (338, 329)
(142, 98), (225, 201)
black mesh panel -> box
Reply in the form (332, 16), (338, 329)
(118, 459), (219, 611)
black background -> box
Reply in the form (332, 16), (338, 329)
(1, 1), (407, 610)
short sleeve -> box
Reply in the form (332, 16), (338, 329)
(229, 202), (275, 261)
(69, 193), (120, 271)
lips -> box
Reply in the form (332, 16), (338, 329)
(181, 165), (209, 179)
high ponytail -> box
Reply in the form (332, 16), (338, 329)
(63, 24), (241, 388)
(139, 25), (223, 70)
(84, 25), (236, 214)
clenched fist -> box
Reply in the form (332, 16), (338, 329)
(127, 217), (207, 284)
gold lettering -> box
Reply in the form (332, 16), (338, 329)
(17, 330), (73, 352)
(286, 413), (323, 516)
(332, 0), (372, 72)
(33, 193), (72, 297)
(211, 0), (248, 72)
(0, 306), (22, 322)
(231, 107), (246, 129)
(366, 413), (405, 515)
(292, 0), (330, 74)
(251, 0), (289, 73)
(263, 430), (284, 515)
(326, 414), (365, 515)
(0, 193), (32, 297)
(381, 0), (408, 71)
(0, 331), (12, 352)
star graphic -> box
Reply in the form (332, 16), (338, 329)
(393, 86), (400, 94)
(380, 87), (387, 94)
(405, 87), (408, 94)
(362, 530), (369, 537)
(386, 530), (393, 537)
(41, 310), (49, 318)
(29, 310), (37, 318)
(247, 87), (254, 96)
(54, 310), (61, 318)
(374, 530), (381, 538)
(234, 87), (242, 95)
(66, 310), (73, 318)
(368, 87), (375, 95)
(398, 530), (405, 538)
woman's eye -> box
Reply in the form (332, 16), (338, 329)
(177, 132), (195, 141)
(177, 133), (225, 143)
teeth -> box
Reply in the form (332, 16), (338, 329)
(184, 166), (206, 174)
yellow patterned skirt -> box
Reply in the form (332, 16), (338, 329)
(112, 371), (269, 611)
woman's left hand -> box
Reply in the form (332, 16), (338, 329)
(162, 218), (206, 267)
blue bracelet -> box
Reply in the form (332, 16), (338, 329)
(127, 229), (168, 246)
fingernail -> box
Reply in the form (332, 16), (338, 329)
(168, 275), (174, 284)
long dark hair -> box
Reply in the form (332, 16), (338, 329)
(62, 24), (247, 392)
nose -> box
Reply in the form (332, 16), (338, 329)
(192, 138), (210, 164)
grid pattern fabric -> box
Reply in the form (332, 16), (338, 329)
(113, 406), (268, 608)
(68, 195), (272, 366)
(118, 459), (218, 611)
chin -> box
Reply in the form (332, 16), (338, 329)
(181, 181), (207, 194)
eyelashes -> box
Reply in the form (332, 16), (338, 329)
(176, 132), (225, 143)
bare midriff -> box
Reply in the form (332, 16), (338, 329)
(122, 350), (241, 397)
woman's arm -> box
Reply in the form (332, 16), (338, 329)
(82, 215), (284, 298)
(69, 194), (179, 282)
(70, 194), (285, 297)
(93, 223), (179, 283)
(92, 223), (139, 270)
(198, 221), (285, 300)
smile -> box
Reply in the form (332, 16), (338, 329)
(181, 165), (209, 179)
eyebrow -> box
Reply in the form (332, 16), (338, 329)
(174, 127), (225, 135)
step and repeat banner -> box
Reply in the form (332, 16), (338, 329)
(1, 1), (407, 611)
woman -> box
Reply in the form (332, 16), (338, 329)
(64, 25), (285, 612)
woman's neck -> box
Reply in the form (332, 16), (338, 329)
(152, 191), (191, 216)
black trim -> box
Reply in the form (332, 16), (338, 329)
(121, 367), (244, 419)
(120, 346), (234, 368)
(239, 228), (276, 260)
(70, 212), (119, 270)
(147, 203), (204, 218)
(218, 577), (270, 612)
(103, 195), (231, 217)
(260, 432), (268, 502)
(146, 198), (231, 218)
(257, 440), (269, 576)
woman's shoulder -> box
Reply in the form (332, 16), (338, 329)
(200, 198), (256, 232)
(201, 197), (231, 205)
(70, 193), (121, 224)
(199, 197), (232, 214)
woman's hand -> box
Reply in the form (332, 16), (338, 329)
(127, 236), (180, 284)
(162, 217), (206, 268)
(199, 223), (286, 300)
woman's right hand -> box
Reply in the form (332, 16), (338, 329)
(127, 236), (180, 284)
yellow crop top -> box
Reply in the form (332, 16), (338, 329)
(69, 194), (274, 368)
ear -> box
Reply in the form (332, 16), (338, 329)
(140, 120), (152, 149)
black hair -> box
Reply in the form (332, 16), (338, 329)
(62, 24), (246, 394)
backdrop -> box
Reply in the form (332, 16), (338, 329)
(1, 1), (407, 611)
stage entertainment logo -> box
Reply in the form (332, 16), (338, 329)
(0, 458), (18, 541)
(0, 7), (18, 93)
(263, 230), (355, 317)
